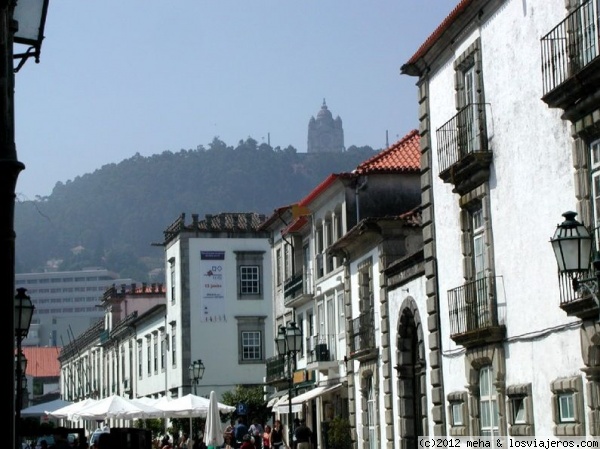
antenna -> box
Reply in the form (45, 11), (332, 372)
(386, 130), (389, 148)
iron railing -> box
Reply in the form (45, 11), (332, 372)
(265, 355), (286, 383)
(349, 310), (375, 355)
(283, 268), (313, 300)
(541, 0), (599, 95)
(306, 334), (336, 363)
(436, 103), (489, 175)
(448, 277), (502, 336)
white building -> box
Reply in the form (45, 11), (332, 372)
(401, 0), (600, 438)
(16, 268), (133, 347)
(262, 130), (422, 448)
(162, 212), (273, 400)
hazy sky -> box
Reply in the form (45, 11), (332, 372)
(14, 1), (458, 200)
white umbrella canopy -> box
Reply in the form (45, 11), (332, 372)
(47, 398), (98, 419)
(203, 391), (224, 449)
(71, 395), (163, 421)
(156, 393), (234, 418)
(21, 398), (73, 418)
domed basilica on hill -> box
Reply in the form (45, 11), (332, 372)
(307, 99), (344, 153)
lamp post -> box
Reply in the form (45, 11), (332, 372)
(550, 211), (600, 299)
(275, 321), (303, 446)
(15, 288), (34, 449)
(1, 2), (48, 448)
(188, 359), (205, 396)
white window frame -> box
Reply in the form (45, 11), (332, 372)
(479, 366), (499, 437)
(367, 376), (378, 449)
(558, 393), (575, 423)
(241, 330), (262, 361)
(240, 265), (260, 295)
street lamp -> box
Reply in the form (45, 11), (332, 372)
(275, 321), (303, 445)
(550, 211), (600, 300)
(2, 2), (48, 448)
(15, 288), (34, 449)
(189, 359), (205, 395)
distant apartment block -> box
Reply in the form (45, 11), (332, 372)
(15, 268), (133, 347)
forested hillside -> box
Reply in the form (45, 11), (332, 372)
(14, 137), (378, 281)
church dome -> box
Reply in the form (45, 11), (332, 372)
(317, 99), (333, 121)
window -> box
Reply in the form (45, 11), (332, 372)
(235, 251), (265, 299)
(240, 266), (260, 294)
(169, 258), (176, 304)
(242, 331), (261, 360)
(171, 329), (177, 366)
(337, 290), (345, 335)
(452, 403), (464, 426)
(506, 384), (534, 436)
(558, 394), (575, 422)
(146, 339), (151, 375)
(137, 341), (142, 379)
(366, 376), (378, 449)
(276, 248), (282, 285)
(161, 336), (166, 370)
(153, 337), (158, 373)
(591, 139), (600, 236)
(236, 316), (266, 363)
(448, 391), (469, 436)
(551, 376), (583, 435)
(479, 366), (499, 437)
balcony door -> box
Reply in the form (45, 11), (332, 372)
(579, 0), (599, 67)
(462, 65), (481, 154)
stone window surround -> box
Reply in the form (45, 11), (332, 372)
(464, 344), (506, 436)
(506, 383), (534, 436)
(235, 315), (267, 364)
(454, 37), (484, 111)
(448, 391), (469, 436)
(234, 251), (265, 300)
(551, 375), (584, 436)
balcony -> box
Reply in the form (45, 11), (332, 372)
(541, 0), (600, 118)
(348, 310), (377, 361)
(265, 355), (287, 387)
(306, 334), (339, 374)
(283, 269), (313, 308)
(448, 277), (505, 348)
(436, 103), (492, 195)
(557, 269), (600, 320)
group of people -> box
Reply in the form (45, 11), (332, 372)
(222, 417), (312, 449)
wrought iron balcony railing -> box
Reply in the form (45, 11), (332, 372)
(283, 268), (313, 305)
(349, 310), (376, 357)
(265, 355), (286, 384)
(306, 334), (336, 363)
(436, 102), (490, 176)
(541, 0), (599, 96)
(448, 277), (505, 347)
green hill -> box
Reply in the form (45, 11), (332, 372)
(15, 137), (378, 282)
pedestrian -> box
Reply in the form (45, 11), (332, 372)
(293, 420), (312, 449)
(269, 420), (287, 449)
(238, 435), (253, 449)
(248, 419), (263, 449)
(262, 425), (271, 449)
(234, 418), (248, 448)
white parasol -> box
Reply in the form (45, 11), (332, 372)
(203, 391), (224, 449)
(70, 394), (163, 421)
(46, 397), (98, 419)
(155, 393), (234, 418)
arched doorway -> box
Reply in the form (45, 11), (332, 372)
(396, 300), (427, 449)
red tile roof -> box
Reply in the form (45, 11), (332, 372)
(404, 0), (473, 66)
(354, 129), (420, 174)
(22, 346), (61, 378)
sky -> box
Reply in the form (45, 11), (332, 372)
(13, 1), (459, 200)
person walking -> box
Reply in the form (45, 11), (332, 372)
(293, 420), (312, 449)
(269, 420), (287, 449)
(262, 425), (271, 449)
(234, 418), (249, 449)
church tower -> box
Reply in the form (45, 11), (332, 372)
(307, 99), (344, 153)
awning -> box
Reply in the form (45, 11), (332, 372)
(267, 393), (288, 408)
(276, 394), (301, 414)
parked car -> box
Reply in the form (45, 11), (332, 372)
(89, 427), (109, 448)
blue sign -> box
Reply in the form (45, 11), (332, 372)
(237, 403), (248, 415)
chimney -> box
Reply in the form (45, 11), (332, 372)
(206, 214), (213, 230)
(192, 214), (199, 229)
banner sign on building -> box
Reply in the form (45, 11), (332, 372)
(200, 251), (226, 322)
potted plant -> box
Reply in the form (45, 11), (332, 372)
(327, 416), (352, 449)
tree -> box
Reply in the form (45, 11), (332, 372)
(221, 385), (269, 426)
